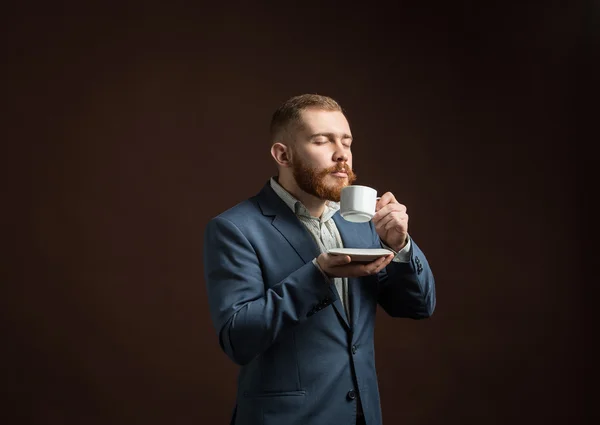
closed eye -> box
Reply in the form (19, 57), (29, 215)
(310, 133), (352, 147)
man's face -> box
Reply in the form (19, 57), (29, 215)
(289, 108), (357, 202)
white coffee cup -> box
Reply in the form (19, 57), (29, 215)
(340, 185), (380, 223)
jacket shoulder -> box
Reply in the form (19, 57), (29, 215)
(207, 195), (264, 228)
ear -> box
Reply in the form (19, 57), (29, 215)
(270, 142), (292, 167)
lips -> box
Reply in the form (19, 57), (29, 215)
(331, 171), (348, 177)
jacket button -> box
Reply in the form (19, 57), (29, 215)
(347, 389), (356, 400)
(351, 345), (357, 354)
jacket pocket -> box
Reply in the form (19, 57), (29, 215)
(246, 391), (307, 425)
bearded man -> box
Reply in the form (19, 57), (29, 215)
(203, 94), (436, 425)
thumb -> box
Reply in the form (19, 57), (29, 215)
(328, 254), (352, 266)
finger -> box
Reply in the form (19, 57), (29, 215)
(375, 212), (397, 231)
(374, 255), (394, 273)
(370, 254), (390, 266)
(332, 254), (391, 277)
(363, 255), (391, 275)
(384, 214), (408, 232)
(373, 203), (406, 222)
(376, 192), (396, 211)
(376, 211), (407, 234)
(329, 254), (352, 266)
(331, 262), (371, 278)
(384, 253), (395, 265)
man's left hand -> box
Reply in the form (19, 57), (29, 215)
(372, 192), (409, 252)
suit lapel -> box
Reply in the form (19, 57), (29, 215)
(330, 292), (351, 330)
(256, 182), (320, 263)
(271, 215), (320, 264)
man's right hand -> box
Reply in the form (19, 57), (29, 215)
(316, 252), (394, 278)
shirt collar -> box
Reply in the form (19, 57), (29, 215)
(270, 177), (339, 221)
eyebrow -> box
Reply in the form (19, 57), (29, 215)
(310, 132), (353, 140)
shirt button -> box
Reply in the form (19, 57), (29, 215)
(347, 389), (357, 401)
(351, 345), (357, 354)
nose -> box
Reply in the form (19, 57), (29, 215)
(333, 145), (349, 163)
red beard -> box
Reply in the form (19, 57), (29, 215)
(292, 160), (357, 202)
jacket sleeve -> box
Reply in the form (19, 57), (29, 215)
(203, 216), (337, 366)
(370, 223), (436, 319)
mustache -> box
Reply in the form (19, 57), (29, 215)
(324, 163), (352, 174)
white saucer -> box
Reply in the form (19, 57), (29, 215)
(327, 248), (393, 262)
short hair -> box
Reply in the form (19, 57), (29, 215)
(269, 94), (343, 143)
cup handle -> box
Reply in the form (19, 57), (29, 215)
(375, 196), (382, 211)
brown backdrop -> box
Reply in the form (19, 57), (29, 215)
(3, 2), (591, 424)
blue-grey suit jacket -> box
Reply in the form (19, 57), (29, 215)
(204, 182), (436, 425)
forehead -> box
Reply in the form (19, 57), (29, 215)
(296, 109), (351, 135)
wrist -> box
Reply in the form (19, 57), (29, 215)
(313, 258), (332, 282)
(391, 236), (408, 252)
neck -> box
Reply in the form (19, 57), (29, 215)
(277, 173), (327, 218)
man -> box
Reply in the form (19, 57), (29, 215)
(204, 94), (435, 425)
